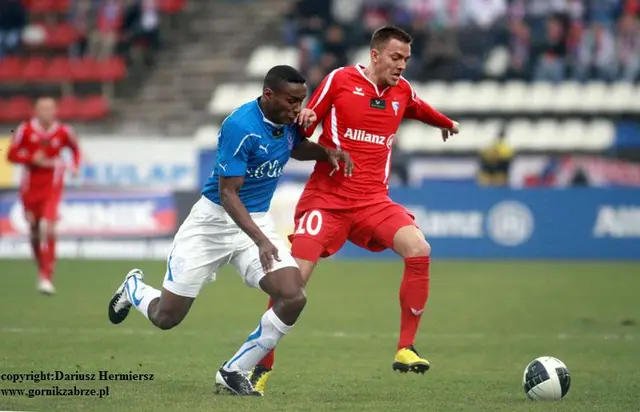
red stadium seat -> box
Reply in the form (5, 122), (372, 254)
(98, 57), (127, 82)
(76, 96), (109, 121)
(46, 23), (79, 48)
(27, 0), (56, 13)
(1, 97), (33, 122)
(159, 0), (185, 13)
(45, 57), (72, 82)
(21, 57), (47, 83)
(70, 58), (100, 82)
(53, 0), (70, 12)
(57, 95), (80, 121)
(0, 57), (22, 83)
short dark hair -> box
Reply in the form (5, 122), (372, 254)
(370, 26), (412, 50)
(263, 65), (306, 92)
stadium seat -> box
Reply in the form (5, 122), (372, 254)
(350, 47), (370, 66)
(246, 46), (297, 78)
(506, 118), (535, 150)
(398, 122), (446, 152)
(526, 83), (555, 113)
(46, 23), (78, 48)
(551, 81), (581, 113)
(497, 81), (527, 112)
(209, 82), (261, 115)
(555, 119), (586, 151)
(57, 95), (80, 121)
(582, 120), (614, 151)
(70, 58), (100, 82)
(21, 57), (47, 83)
(1, 97), (33, 123)
(578, 82), (608, 113)
(53, 0), (70, 12)
(98, 57), (127, 82)
(159, 0), (186, 13)
(45, 57), (72, 82)
(26, 0), (56, 13)
(604, 82), (637, 113)
(76, 96), (109, 121)
(194, 124), (221, 148)
(467, 81), (501, 113)
(0, 57), (21, 83)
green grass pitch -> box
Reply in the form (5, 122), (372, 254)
(1, 259), (639, 411)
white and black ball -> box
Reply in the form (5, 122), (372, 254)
(522, 356), (571, 401)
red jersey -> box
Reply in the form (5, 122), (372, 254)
(7, 119), (81, 197)
(302, 64), (453, 199)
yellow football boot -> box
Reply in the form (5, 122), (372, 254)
(249, 365), (273, 395)
(392, 345), (430, 374)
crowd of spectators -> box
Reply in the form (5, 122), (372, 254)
(284, 0), (640, 89)
(0, 0), (161, 65)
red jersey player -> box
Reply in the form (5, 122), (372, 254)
(7, 96), (81, 295)
(250, 26), (460, 393)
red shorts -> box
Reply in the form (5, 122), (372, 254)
(289, 190), (416, 263)
(21, 189), (62, 222)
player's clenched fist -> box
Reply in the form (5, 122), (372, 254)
(327, 149), (354, 177)
(441, 120), (460, 142)
(296, 108), (317, 128)
(257, 238), (281, 273)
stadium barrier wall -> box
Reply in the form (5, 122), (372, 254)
(335, 184), (640, 260)
(1, 185), (637, 260)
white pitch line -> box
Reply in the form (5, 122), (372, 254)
(0, 328), (636, 341)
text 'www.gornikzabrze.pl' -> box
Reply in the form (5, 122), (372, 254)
(0, 386), (110, 399)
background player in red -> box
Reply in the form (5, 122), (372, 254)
(250, 26), (460, 394)
(7, 96), (81, 295)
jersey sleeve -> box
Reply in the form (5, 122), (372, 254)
(301, 67), (343, 138)
(6, 122), (34, 165)
(402, 80), (454, 129)
(216, 120), (257, 177)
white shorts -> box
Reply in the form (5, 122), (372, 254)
(162, 196), (298, 298)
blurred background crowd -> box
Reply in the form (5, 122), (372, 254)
(284, 0), (640, 90)
(0, 0), (162, 65)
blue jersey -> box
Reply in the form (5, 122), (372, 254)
(202, 99), (303, 213)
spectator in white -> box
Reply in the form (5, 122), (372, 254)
(575, 22), (618, 81)
(464, 0), (507, 30)
(616, 13), (640, 81)
(0, 0), (27, 59)
(69, 0), (95, 58)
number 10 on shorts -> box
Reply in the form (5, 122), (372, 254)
(295, 211), (323, 236)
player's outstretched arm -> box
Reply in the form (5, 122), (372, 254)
(219, 176), (281, 272)
(291, 139), (353, 177)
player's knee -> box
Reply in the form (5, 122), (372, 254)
(281, 287), (307, 314)
(42, 221), (56, 240)
(403, 239), (431, 258)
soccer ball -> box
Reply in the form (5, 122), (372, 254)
(522, 356), (571, 401)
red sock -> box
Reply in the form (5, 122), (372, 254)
(40, 236), (56, 281)
(398, 256), (430, 350)
(258, 298), (276, 369)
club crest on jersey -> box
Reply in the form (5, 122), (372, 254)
(392, 101), (400, 116)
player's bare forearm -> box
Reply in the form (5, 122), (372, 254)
(290, 139), (330, 161)
(219, 176), (270, 245)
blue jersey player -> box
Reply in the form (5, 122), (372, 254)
(107, 66), (352, 396)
